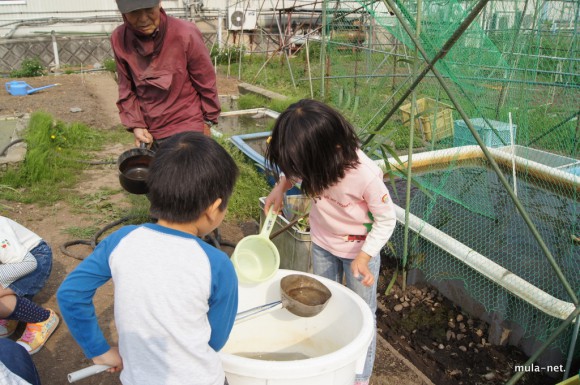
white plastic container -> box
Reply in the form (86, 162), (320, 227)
(220, 269), (374, 385)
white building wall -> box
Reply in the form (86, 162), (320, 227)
(0, 0), (195, 38)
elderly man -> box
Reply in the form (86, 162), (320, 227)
(112, 0), (220, 146)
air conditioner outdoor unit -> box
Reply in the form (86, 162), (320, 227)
(228, 8), (257, 31)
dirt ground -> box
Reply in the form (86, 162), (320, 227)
(0, 72), (429, 385)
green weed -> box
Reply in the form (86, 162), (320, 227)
(237, 93), (269, 110)
(103, 57), (116, 73)
(0, 112), (112, 204)
(10, 58), (45, 78)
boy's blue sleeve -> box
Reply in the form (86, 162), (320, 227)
(207, 250), (238, 351)
(57, 227), (135, 358)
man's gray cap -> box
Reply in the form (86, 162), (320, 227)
(116, 0), (160, 13)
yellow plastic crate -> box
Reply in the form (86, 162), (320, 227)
(400, 97), (454, 142)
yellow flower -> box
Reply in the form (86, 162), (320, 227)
(50, 135), (56, 140)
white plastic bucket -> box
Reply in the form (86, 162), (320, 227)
(232, 208), (280, 283)
(220, 269), (374, 385)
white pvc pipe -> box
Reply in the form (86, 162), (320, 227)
(51, 31), (60, 70)
(219, 108), (279, 119)
(374, 145), (579, 188)
(67, 364), (110, 383)
(509, 112), (517, 196)
(393, 205), (575, 321)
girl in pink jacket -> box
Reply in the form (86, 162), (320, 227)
(264, 99), (397, 385)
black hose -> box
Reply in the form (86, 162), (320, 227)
(59, 239), (94, 261)
(0, 138), (25, 157)
(91, 215), (141, 248)
(60, 215), (142, 260)
(61, 216), (238, 260)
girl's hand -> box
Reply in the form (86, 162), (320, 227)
(351, 252), (374, 287)
(92, 347), (123, 373)
(132, 128), (153, 146)
(264, 176), (292, 214)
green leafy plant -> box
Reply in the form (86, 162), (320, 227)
(10, 58), (45, 78)
(211, 46), (245, 65)
(103, 57), (116, 73)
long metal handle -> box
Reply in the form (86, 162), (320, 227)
(269, 212), (309, 240)
(235, 301), (283, 323)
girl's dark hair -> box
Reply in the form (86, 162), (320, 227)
(147, 132), (239, 223)
(265, 99), (359, 196)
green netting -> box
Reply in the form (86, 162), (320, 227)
(222, 0), (579, 365)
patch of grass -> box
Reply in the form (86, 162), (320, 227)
(237, 93), (269, 110)
(268, 97), (301, 113)
(68, 188), (121, 217)
(64, 225), (101, 239)
(217, 137), (271, 222)
(0, 112), (114, 204)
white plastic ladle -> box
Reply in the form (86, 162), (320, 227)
(231, 207), (280, 283)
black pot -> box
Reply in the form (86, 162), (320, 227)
(117, 143), (155, 195)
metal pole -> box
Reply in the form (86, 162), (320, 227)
(403, 0), (422, 292)
(320, 0), (327, 98)
(218, 10), (223, 50)
(564, 314), (580, 378)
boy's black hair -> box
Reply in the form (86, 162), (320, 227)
(265, 99), (359, 196)
(147, 132), (239, 223)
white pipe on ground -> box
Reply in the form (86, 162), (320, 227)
(394, 205), (575, 320)
(67, 364), (110, 383)
(374, 146), (576, 321)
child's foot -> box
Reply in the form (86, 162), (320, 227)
(0, 319), (18, 338)
(16, 309), (59, 354)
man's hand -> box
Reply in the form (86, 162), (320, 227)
(132, 128), (153, 146)
(203, 123), (211, 137)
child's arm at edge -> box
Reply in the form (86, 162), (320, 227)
(56, 236), (120, 362)
(207, 252), (238, 351)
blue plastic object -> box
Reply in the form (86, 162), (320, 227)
(454, 118), (517, 148)
(5, 81), (59, 96)
(230, 131), (302, 195)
